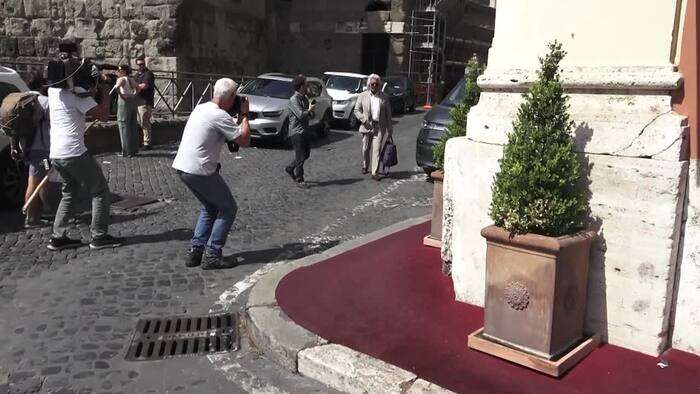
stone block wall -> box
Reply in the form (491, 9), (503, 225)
(266, 0), (367, 76)
(174, 0), (267, 76)
(0, 0), (180, 70)
(0, 0), (267, 75)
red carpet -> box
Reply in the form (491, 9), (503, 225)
(276, 222), (700, 394)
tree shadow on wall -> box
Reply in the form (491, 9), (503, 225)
(575, 121), (609, 343)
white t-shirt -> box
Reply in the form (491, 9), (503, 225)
(370, 93), (381, 122)
(172, 102), (242, 176)
(48, 87), (97, 159)
(110, 76), (137, 98)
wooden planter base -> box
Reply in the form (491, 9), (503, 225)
(423, 234), (442, 248)
(468, 328), (600, 377)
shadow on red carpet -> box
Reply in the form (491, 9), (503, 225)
(276, 221), (700, 394)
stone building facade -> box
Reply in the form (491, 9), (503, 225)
(0, 0), (267, 74)
(1, 0), (493, 94)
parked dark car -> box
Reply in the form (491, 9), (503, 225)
(0, 66), (30, 208)
(415, 77), (465, 174)
(382, 75), (416, 114)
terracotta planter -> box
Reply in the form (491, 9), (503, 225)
(423, 170), (444, 248)
(480, 225), (595, 359)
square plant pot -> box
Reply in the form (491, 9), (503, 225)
(480, 225), (595, 359)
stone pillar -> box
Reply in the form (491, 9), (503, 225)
(443, 0), (689, 356)
(671, 0), (700, 356)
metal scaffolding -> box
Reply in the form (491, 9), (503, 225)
(407, 0), (447, 107)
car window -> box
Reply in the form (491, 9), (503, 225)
(239, 78), (295, 99)
(307, 81), (322, 98)
(325, 76), (363, 93)
(383, 78), (404, 93)
(0, 81), (21, 103)
(440, 78), (466, 107)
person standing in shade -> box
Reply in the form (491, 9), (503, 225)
(110, 65), (139, 157)
(18, 73), (53, 228)
(172, 78), (251, 269)
(135, 57), (155, 150)
(284, 74), (315, 187)
(353, 74), (393, 181)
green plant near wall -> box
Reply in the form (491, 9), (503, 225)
(489, 41), (588, 236)
(432, 55), (484, 170)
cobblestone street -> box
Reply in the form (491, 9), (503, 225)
(0, 112), (432, 393)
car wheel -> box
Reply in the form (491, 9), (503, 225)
(347, 113), (359, 130)
(319, 111), (332, 137)
(0, 149), (27, 209)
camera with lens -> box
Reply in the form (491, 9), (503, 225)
(227, 95), (248, 117)
(45, 43), (98, 96)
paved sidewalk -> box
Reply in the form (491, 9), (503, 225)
(246, 217), (700, 394)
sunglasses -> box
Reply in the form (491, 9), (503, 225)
(370, 82), (379, 86)
(136, 63), (145, 66)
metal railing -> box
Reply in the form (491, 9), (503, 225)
(0, 60), (255, 119)
(150, 70), (255, 118)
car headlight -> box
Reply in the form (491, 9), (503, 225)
(423, 121), (442, 129)
(334, 100), (349, 106)
(262, 110), (283, 118)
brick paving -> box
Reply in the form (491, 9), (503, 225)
(0, 112), (432, 393)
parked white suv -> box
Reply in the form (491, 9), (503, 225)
(323, 72), (368, 130)
(238, 73), (333, 145)
(0, 66), (30, 207)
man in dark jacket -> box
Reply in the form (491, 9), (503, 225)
(284, 75), (315, 187)
(135, 56), (155, 150)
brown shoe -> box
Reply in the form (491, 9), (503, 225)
(371, 174), (382, 181)
(362, 168), (369, 175)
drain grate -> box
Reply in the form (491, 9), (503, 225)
(125, 313), (238, 361)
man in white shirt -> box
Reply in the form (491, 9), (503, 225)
(47, 78), (121, 251)
(172, 78), (251, 269)
(353, 74), (393, 180)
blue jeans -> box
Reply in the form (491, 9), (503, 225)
(178, 169), (237, 256)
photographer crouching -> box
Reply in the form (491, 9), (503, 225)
(172, 78), (251, 270)
(46, 43), (123, 251)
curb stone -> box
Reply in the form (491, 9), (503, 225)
(245, 215), (456, 393)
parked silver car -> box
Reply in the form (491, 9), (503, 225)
(322, 72), (368, 130)
(238, 73), (333, 144)
(0, 66), (30, 208)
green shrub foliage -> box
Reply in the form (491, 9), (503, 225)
(488, 41), (588, 236)
(432, 55), (484, 169)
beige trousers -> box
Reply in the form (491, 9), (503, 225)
(361, 129), (388, 175)
(137, 104), (153, 146)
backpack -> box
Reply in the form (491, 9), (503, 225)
(0, 92), (39, 142)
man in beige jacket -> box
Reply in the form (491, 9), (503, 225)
(353, 74), (393, 181)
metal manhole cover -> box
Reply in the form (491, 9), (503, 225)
(125, 313), (239, 361)
(112, 195), (159, 210)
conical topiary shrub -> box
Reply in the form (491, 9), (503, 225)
(488, 41), (588, 236)
(432, 55), (484, 169)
